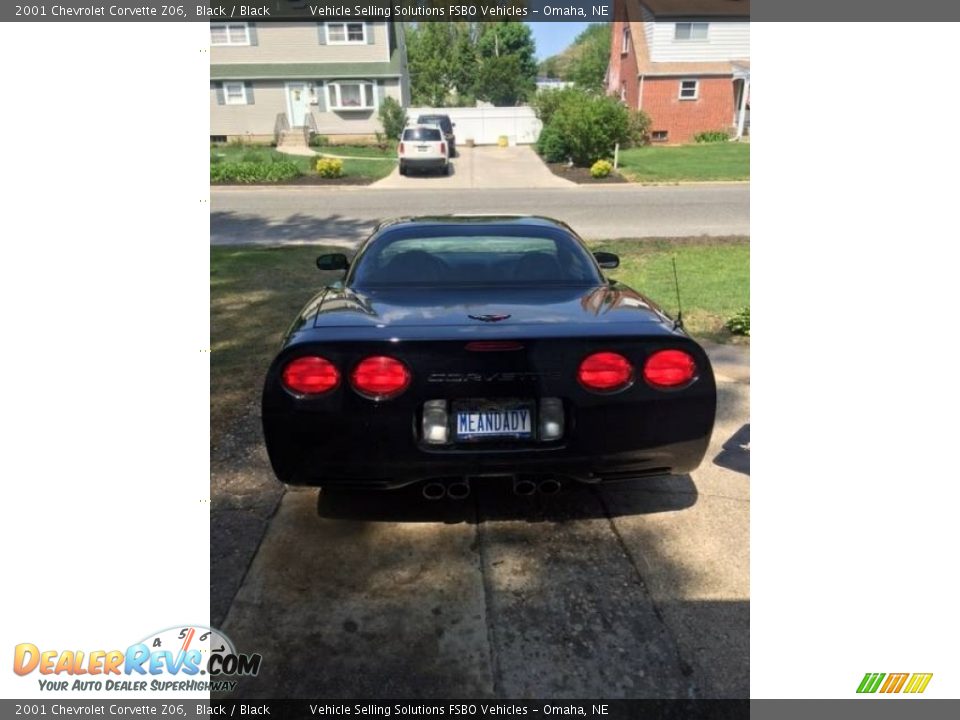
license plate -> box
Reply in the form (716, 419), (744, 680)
(455, 402), (533, 440)
(417, 145), (429, 152)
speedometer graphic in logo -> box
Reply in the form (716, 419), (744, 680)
(138, 625), (237, 675)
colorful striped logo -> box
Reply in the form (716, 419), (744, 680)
(857, 672), (933, 694)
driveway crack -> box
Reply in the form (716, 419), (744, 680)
(473, 493), (505, 699)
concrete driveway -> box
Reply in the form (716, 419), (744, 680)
(212, 345), (749, 699)
(373, 145), (576, 189)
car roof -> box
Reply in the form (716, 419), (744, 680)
(373, 215), (577, 234)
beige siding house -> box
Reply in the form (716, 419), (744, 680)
(210, 21), (410, 143)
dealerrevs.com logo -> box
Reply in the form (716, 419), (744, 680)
(13, 625), (261, 693)
(857, 672), (933, 694)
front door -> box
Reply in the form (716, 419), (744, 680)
(286, 83), (309, 127)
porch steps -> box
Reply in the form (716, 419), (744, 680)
(277, 128), (308, 150)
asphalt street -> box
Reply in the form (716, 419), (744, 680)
(212, 345), (749, 699)
(210, 183), (749, 246)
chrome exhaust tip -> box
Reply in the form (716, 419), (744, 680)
(447, 481), (471, 500)
(538, 478), (562, 495)
(513, 478), (537, 496)
(422, 482), (447, 500)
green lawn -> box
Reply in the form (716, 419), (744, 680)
(210, 143), (395, 183)
(616, 143), (750, 183)
(593, 238), (749, 341)
(211, 237), (748, 442)
(315, 144), (397, 159)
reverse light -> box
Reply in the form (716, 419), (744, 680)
(577, 352), (634, 392)
(282, 356), (339, 396)
(422, 400), (449, 444)
(643, 349), (697, 389)
(539, 398), (564, 440)
(351, 356), (411, 400)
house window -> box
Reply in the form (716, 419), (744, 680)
(210, 22), (251, 46)
(679, 79), (699, 100)
(223, 82), (248, 105)
(620, 82), (627, 103)
(621, 27), (630, 54)
(652, 130), (669, 142)
(675, 22), (709, 40)
(327, 81), (376, 110)
(327, 22), (366, 44)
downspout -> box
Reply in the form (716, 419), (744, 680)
(735, 78), (750, 140)
(638, 75), (644, 110)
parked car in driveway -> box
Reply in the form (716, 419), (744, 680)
(416, 113), (456, 157)
(261, 216), (717, 500)
(398, 126), (450, 176)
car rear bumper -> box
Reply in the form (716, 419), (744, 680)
(281, 437), (709, 489)
(401, 158), (447, 170)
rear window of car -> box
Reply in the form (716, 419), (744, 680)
(350, 228), (602, 288)
(403, 128), (442, 142)
(418, 115), (452, 132)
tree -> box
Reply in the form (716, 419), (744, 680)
(448, 22), (478, 106)
(477, 55), (535, 106)
(475, 22), (537, 105)
(534, 23), (611, 93)
(568, 24), (611, 92)
(405, 23), (454, 106)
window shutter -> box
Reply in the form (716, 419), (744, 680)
(366, 23), (374, 44)
(244, 82), (255, 105)
(214, 82), (225, 105)
(248, 23), (258, 46)
(316, 82), (326, 112)
(317, 22), (326, 45)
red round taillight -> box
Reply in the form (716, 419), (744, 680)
(282, 356), (339, 395)
(643, 349), (697, 388)
(578, 352), (634, 392)
(350, 356), (411, 400)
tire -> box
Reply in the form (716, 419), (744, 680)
(399, 163), (407, 176)
(444, 164), (451, 176)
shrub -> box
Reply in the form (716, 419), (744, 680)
(308, 134), (330, 148)
(695, 130), (730, 143)
(725, 307), (750, 337)
(210, 161), (301, 184)
(626, 110), (652, 147)
(536, 125), (568, 163)
(531, 87), (583, 126)
(543, 92), (631, 167)
(590, 159), (613, 178)
(378, 97), (407, 141)
(315, 157), (344, 178)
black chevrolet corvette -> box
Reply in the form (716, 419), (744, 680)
(262, 216), (716, 498)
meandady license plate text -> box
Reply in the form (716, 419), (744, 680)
(456, 405), (532, 439)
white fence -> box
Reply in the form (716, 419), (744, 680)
(407, 106), (542, 146)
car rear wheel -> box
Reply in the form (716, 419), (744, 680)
(444, 164), (452, 176)
(399, 163), (407, 176)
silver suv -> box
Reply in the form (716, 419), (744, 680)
(398, 126), (450, 176)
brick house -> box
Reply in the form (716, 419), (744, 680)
(210, 21), (410, 144)
(607, 0), (750, 143)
